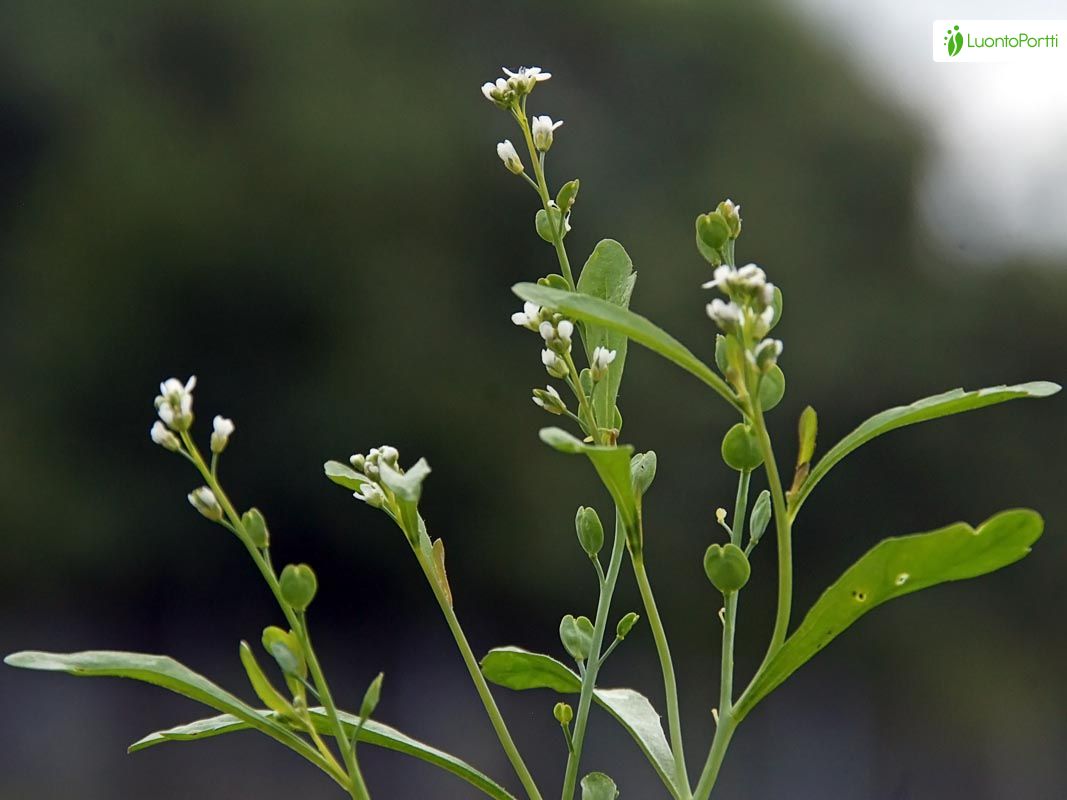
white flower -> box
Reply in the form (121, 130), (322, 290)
(481, 77), (513, 108)
(354, 482), (386, 509)
(590, 346), (618, 382)
(150, 421), (181, 452)
(154, 375), (196, 431)
(188, 486), (223, 521)
(210, 415), (235, 454)
(503, 65), (551, 95)
(531, 115), (563, 152)
(497, 139), (524, 174)
(752, 304), (775, 338)
(532, 384), (567, 415)
(706, 299), (743, 332)
(541, 348), (569, 379)
(701, 265), (736, 291)
(511, 302), (542, 330)
(722, 198), (741, 217)
(539, 318), (573, 352)
(754, 338), (783, 373)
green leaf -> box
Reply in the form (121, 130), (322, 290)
(378, 457), (432, 541)
(797, 405), (818, 466)
(514, 282), (743, 414)
(239, 642), (297, 720)
(480, 646), (581, 692)
(128, 707), (518, 800)
(581, 771), (619, 800)
(538, 428), (639, 549)
(790, 382), (1060, 515)
(2, 650), (341, 784)
(480, 648), (679, 797)
(323, 460), (371, 492)
(576, 240), (637, 427)
(735, 509), (1044, 720)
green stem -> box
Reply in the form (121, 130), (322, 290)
(514, 108), (574, 288)
(413, 546), (544, 800)
(692, 470), (750, 799)
(560, 513), (627, 799)
(180, 432), (368, 800)
(633, 556), (692, 799)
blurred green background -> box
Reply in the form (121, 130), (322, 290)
(1, 1), (1064, 798)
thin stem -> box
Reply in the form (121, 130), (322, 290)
(560, 514), (627, 799)
(633, 556), (691, 799)
(563, 351), (599, 440)
(693, 470), (750, 799)
(413, 546), (544, 800)
(179, 432), (368, 800)
(514, 108), (574, 288)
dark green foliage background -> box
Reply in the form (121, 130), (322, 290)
(0, 1), (1063, 797)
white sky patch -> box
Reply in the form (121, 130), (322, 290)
(787, 0), (1067, 264)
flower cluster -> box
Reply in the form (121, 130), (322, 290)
(481, 66), (551, 109)
(347, 446), (401, 509)
(704, 262), (783, 375)
(512, 301), (578, 381)
(154, 376), (196, 432)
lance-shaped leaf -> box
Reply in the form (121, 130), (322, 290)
(323, 460), (373, 492)
(539, 428), (639, 548)
(576, 239), (637, 427)
(514, 282), (743, 415)
(128, 707), (518, 800)
(790, 382), (1060, 516)
(734, 509), (1043, 720)
(481, 647), (680, 798)
(2, 651), (343, 785)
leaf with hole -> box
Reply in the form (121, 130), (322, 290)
(734, 509), (1043, 720)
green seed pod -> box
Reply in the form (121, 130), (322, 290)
(615, 611), (640, 640)
(537, 274), (570, 291)
(556, 179), (580, 214)
(748, 490), (772, 547)
(279, 564), (318, 612)
(360, 672), (384, 719)
(695, 213), (729, 263)
(553, 701), (574, 725)
(575, 506), (604, 557)
(758, 364), (786, 411)
(261, 626), (306, 680)
(704, 543), (751, 594)
(241, 507), (270, 549)
(536, 207), (567, 243)
(559, 614), (594, 662)
(721, 423), (763, 471)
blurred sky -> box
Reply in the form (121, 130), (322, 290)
(792, 0), (1067, 263)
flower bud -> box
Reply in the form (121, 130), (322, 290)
(553, 701), (574, 725)
(481, 77), (514, 109)
(531, 115), (563, 151)
(590, 346), (617, 382)
(354, 482), (386, 509)
(532, 385), (567, 415)
(717, 198), (742, 238)
(187, 486), (223, 521)
(541, 349), (569, 379)
(575, 506), (604, 557)
(154, 375), (196, 432)
(497, 139), (524, 174)
(241, 507), (270, 548)
(360, 672), (384, 719)
(210, 415), (235, 454)
(150, 421), (181, 452)
(755, 338), (783, 374)
(556, 179), (580, 214)
(279, 563), (318, 612)
(704, 543), (751, 594)
(615, 611), (640, 640)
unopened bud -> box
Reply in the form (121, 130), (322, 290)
(575, 506), (604, 557)
(360, 672), (384, 719)
(188, 486), (223, 521)
(554, 701), (573, 725)
(210, 415), (235, 454)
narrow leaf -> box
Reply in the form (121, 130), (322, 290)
(576, 239), (637, 425)
(128, 708), (518, 800)
(791, 382), (1060, 516)
(735, 509), (1043, 720)
(323, 460), (371, 492)
(3, 651), (339, 782)
(514, 282), (743, 414)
